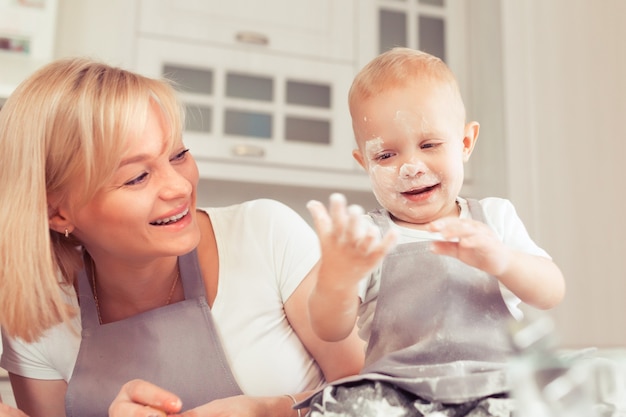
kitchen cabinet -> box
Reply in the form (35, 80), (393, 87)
(136, 37), (358, 174)
(356, 0), (467, 81)
(138, 0), (355, 63)
(42, 0), (467, 191)
(53, 0), (369, 188)
(0, 0), (57, 98)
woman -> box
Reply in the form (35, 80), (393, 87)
(0, 58), (363, 417)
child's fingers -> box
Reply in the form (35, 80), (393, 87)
(360, 228), (396, 256)
(328, 193), (349, 237)
(379, 229), (398, 253)
(430, 217), (479, 241)
(306, 200), (332, 237)
(346, 204), (367, 241)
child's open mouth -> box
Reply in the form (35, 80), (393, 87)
(402, 184), (438, 196)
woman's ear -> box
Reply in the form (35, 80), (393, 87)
(462, 121), (480, 162)
(48, 205), (73, 236)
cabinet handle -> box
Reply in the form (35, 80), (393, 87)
(235, 31), (269, 46)
(231, 144), (266, 158)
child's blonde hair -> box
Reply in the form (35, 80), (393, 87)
(0, 57), (184, 342)
(348, 47), (465, 121)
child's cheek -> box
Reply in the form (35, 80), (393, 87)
(369, 164), (402, 208)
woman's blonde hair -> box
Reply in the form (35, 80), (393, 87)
(0, 57), (184, 342)
(348, 47), (465, 121)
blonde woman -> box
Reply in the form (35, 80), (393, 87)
(0, 58), (363, 417)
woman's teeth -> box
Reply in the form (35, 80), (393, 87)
(151, 208), (189, 225)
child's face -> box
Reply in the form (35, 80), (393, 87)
(351, 79), (478, 227)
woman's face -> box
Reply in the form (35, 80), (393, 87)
(70, 104), (201, 262)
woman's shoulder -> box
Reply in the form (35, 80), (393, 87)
(0, 311), (80, 380)
(201, 199), (303, 226)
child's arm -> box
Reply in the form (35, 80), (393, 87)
(306, 194), (397, 342)
(429, 217), (565, 310)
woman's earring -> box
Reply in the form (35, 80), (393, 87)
(64, 229), (69, 238)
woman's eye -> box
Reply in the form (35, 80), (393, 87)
(171, 148), (190, 162)
(124, 172), (148, 186)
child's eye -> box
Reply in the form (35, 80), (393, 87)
(124, 172), (148, 186)
(375, 152), (394, 161)
(171, 148), (190, 162)
(421, 142), (441, 150)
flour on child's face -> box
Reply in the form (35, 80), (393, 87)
(353, 82), (467, 226)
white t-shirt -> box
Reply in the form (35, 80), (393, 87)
(1, 199), (323, 396)
(356, 197), (551, 343)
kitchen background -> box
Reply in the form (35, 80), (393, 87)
(1, 0), (625, 406)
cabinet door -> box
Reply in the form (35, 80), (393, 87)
(357, 0), (466, 89)
(138, 0), (355, 62)
(136, 37), (356, 172)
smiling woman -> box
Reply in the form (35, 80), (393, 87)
(0, 57), (364, 417)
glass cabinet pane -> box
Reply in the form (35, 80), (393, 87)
(418, 15), (445, 61)
(163, 64), (213, 94)
(419, 0), (444, 6)
(184, 105), (212, 133)
(224, 109), (272, 139)
(226, 73), (273, 101)
(286, 80), (331, 108)
(285, 117), (330, 144)
(379, 9), (407, 53)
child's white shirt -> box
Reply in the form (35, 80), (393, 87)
(356, 197), (550, 344)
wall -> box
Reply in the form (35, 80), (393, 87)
(500, 1), (626, 349)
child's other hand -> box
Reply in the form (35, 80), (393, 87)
(428, 217), (511, 277)
(307, 193), (397, 287)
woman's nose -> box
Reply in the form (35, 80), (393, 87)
(161, 167), (193, 199)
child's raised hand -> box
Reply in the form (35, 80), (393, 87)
(307, 193), (397, 287)
(428, 216), (512, 277)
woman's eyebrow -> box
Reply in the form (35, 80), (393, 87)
(119, 154), (150, 167)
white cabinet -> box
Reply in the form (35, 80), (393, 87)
(0, 0), (58, 97)
(356, 0), (466, 76)
(133, 0), (370, 188)
(136, 37), (357, 174)
(138, 0), (355, 63)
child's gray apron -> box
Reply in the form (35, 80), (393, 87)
(301, 199), (515, 408)
(359, 199), (515, 403)
(65, 249), (242, 417)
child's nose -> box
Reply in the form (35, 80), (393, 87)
(399, 159), (426, 178)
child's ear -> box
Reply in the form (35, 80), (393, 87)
(462, 121), (480, 162)
(352, 148), (368, 170)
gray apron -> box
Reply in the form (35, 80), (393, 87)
(359, 199), (514, 403)
(301, 199), (515, 408)
(65, 249), (243, 417)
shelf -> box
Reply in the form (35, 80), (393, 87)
(195, 157), (371, 191)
